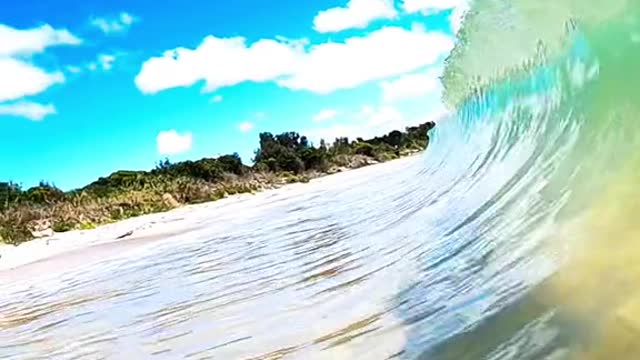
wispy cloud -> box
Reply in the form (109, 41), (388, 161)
(312, 109), (339, 122)
(238, 121), (254, 133)
(306, 105), (406, 143)
(66, 65), (82, 74)
(380, 68), (441, 103)
(67, 52), (124, 75)
(306, 101), (449, 146)
(313, 0), (397, 33)
(0, 23), (81, 56)
(210, 94), (223, 103)
(400, 0), (469, 33)
(400, 0), (462, 14)
(156, 130), (193, 155)
(91, 12), (138, 35)
(84, 54), (118, 71)
(0, 101), (56, 121)
(97, 54), (116, 70)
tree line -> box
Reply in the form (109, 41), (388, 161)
(0, 121), (435, 244)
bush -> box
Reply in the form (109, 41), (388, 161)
(217, 153), (245, 175)
(24, 183), (66, 204)
(354, 143), (376, 157)
(52, 219), (76, 233)
(0, 120), (438, 245)
(0, 182), (23, 210)
(298, 147), (328, 171)
(277, 151), (305, 174)
(0, 224), (32, 245)
(79, 221), (96, 230)
(375, 152), (398, 162)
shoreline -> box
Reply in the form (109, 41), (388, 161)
(1, 121), (436, 246)
(0, 153), (422, 274)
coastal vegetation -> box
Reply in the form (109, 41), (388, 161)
(0, 121), (435, 245)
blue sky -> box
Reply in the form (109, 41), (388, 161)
(0, 0), (467, 190)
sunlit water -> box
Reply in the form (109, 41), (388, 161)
(0, 155), (561, 360)
(3, 1), (640, 359)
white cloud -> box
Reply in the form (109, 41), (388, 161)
(238, 121), (254, 133)
(135, 26), (454, 95)
(305, 102), (450, 145)
(306, 105), (406, 143)
(81, 53), (122, 72)
(66, 65), (82, 74)
(0, 57), (64, 102)
(210, 94), (223, 103)
(91, 12), (138, 34)
(135, 35), (301, 94)
(419, 106), (451, 123)
(279, 27), (453, 93)
(381, 68), (440, 103)
(359, 105), (405, 130)
(98, 54), (116, 70)
(121, 13), (135, 25)
(313, 109), (339, 122)
(400, 0), (469, 34)
(0, 23), (80, 119)
(313, 0), (397, 33)
(0, 101), (56, 121)
(0, 24), (81, 56)
(401, 0), (461, 13)
(156, 130), (193, 155)
(449, 1), (470, 34)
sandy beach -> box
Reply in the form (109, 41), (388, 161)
(0, 181), (294, 274)
(0, 155), (421, 276)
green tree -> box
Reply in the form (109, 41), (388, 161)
(24, 182), (65, 204)
(255, 132), (306, 173)
(354, 142), (376, 157)
(155, 157), (171, 171)
(217, 153), (245, 175)
(331, 137), (351, 155)
(386, 130), (405, 148)
(0, 182), (22, 210)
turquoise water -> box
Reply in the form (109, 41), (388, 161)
(431, 0), (640, 357)
(1, 1), (640, 358)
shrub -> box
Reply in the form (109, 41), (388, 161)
(52, 219), (76, 233)
(354, 143), (376, 157)
(0, 120), (438, 245)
